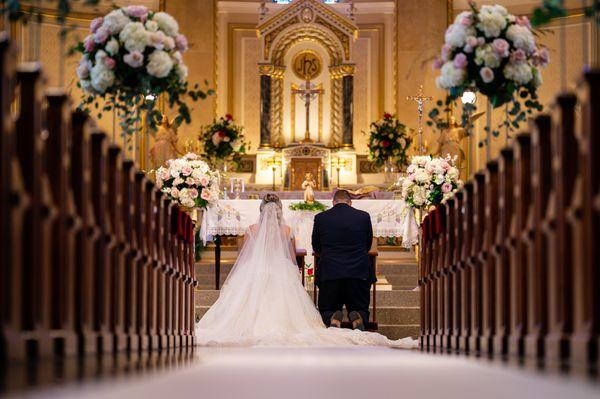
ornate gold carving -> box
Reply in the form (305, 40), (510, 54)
(300, 6), (314, 23)
(291, 50), (322, 80)
(329, 64), (355, 79)
(318, 82), (323, 143)
(263, 16), (300, 60)
(270, 76), (284, 147)
(315, 16), (350, 60)
(329, 76), (343, 147)
(258, 64), (286, 78)
(271, 25), (343, 65)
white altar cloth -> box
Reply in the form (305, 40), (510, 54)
(201, 199), (418, 249)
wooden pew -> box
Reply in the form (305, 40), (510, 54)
(15, 63), (55, 358)
(155, 191), (169, 350)
(45, 89), (79, 356)
(524, 115), (552, 360)
(134, 171), (150, 351)
(90, 131), (114, 354)
(570, 71), (600, 367)
(470, 170), (488, 354)
(545, 94), (578, 364)
(163, 200), (175, 349)
(418, 214), (427, 348)
(459, 182), (474, 353)
(436, 204), (447, 351)
(493, 147), (515, 356)
(451, 189), (464, 352)
(481, 160), (499, 355)
(442, 197), (455, 351)
(509, 133), (532, 357)
(107, 145), (127, 352)
(145, 180), (160, 351)
(0, 36), (31, 362)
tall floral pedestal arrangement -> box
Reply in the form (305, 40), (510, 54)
(366, 113), (411, 184)
(433, 2), (548, 153)
(75, 6), (212, 163)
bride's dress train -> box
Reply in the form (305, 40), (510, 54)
(195, 203), (418, 349)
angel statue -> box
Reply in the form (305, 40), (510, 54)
(302, 172), (317, 204)
(149, 115), (185, 169)
(433, 112), (484, 177)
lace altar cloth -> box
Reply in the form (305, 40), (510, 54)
(201, 199), (419, 249)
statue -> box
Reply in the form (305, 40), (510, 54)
(302, 172), (316, 203)
(149, 116), (185, 169)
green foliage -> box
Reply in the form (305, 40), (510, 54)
(288, 201), (328, 212)
(199, 115), (248, 169)
(365, 113), (412, 170)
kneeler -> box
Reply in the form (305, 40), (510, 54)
(312, 241), (379, 332)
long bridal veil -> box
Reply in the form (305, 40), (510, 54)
(195, 202), (418, 348)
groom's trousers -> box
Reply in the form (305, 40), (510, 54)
(318, 278), (370, 327)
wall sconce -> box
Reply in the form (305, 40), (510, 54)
(331, 157), (347, 188)
(265, 155), (282, 191)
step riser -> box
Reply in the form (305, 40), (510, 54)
(195, 263), (418, 276)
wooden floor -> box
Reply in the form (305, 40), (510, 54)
(3, 348), (599, 399)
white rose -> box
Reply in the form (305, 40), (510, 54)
(504, 62), (533, 84)
(152, 12), (179, 37)
(146, 50), (174, 78)
(475, 45), (501, 68)
(76, 57), (91, 79)
(145, 20), (159, 32)
(444, 23), (475, 48)
(435, 61), (466, 89)
(506, 24), (535, 53)
(105, 38), (119, 55)
(90, 63), (115, 93)
(119, 22), (149, 53)
(94, 49), (108, 64)
(477, 5), (508, 38)
(102, 9), (131, 35)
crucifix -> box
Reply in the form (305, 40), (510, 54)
(292, 79), (324, 143)
(407, 85), (432, 154)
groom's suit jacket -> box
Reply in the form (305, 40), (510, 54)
(311, 203), (375, 285)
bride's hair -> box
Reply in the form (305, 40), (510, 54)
(260, 193), (283, 223)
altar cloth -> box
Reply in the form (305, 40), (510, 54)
(201, 199), (419, 249)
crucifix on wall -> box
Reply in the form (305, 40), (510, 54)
(291, 80), (324, 143)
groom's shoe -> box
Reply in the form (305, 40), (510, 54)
(349, 311), (365, 331)
(330, 311), (343, 328)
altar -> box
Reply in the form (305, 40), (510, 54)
(202, 199), (418, 250)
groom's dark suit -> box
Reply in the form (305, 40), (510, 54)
(311, 203), (375, 326)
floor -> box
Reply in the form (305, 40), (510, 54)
(5, 348), (599, 399)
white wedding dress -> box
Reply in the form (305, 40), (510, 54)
(195, 203), (418, 349)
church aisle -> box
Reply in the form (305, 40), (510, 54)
(9, 348), (599, 399)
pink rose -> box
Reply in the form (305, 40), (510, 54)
(149, 31), (167, 50)
(198, 175), (209, 187)
(160, 169), (170, 180)
(432, 57), (444, 70)
(441, 44), (453, 61)
(532, 47), (549, 67)
(211, 132), (223, 146)
(459, 14), (473, 27)
(181, 166), (193, 176)
(442, 182), (453, 193)
(200, 188), (211, 201)
(516, 16), (532, 30)
(175, 34), (188, 52)
(90, 17), (103, 33)
(464, 36), (479, 53)
(441, 160), (450, 170)
(453, 53), (468, 69)
(103, 57), (116, 69)
(480, 67), (495, 83)
(510, 48), (527, 64)
(123, 51), (144, 68)
(93, 26), (110, 44)
(189, 188), (199, 199)
(83, 35), (95, 52)
(491, 38), (510, 58)
(186, 177), (195, 185)
(170, 187), (180, 198)
(125, 5), (149, 20)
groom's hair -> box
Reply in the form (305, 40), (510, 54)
(333, 189), (351, 204)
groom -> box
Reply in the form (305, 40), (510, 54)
(311, 189), (375, 330)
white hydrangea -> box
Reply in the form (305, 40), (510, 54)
(414, 169), (432, 184)
(176, 64), (188, 82)
(145, 20), (159, 32)
(90, 63), (115, 93)
(119, 22), (149, 53)
(435, 62), (466, 89)
(445, 23), (475, 48)
(477, 5), (508, 38)
(506, 24), (535, 53)
(147, 50), (174, 78)
(475, 45), (501, 68)
(94, 49), (108, 63)
(153, 12), (179, 37)
(105, 38), (119, 55)
(504, 62), (533, 84)
(102, 9), (131, 35)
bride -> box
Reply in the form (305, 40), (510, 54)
(195, 194), (417, 348)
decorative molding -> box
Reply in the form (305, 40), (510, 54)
(227, 23), (257, 114)
(358, 157), (382, 174)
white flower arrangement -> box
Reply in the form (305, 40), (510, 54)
(155, 153), (220, 210)
(399, 155), (463, 209)
(75, 6), (211, 137)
